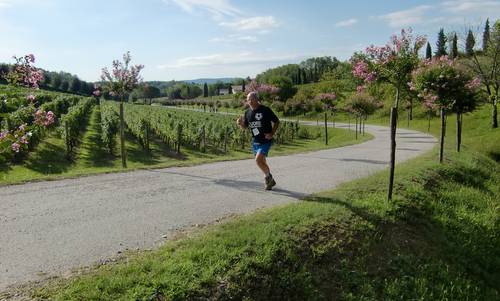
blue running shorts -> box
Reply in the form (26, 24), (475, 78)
(252, 141), (272, 157)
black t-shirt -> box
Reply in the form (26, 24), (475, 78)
(244, 105), (279, 144)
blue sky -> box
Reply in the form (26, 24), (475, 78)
(0, 0), (498, 82)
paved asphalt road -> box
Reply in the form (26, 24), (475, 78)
(0, 123), (436, 292)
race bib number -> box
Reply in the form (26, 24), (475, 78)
(252, 128), (260, 136)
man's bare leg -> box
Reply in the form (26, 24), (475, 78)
(255, 152), (270, 176)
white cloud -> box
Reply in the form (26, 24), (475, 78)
(335, 18), (358, 28)
(210, 35), (258, 43)
(163, 0), (240, 18)
(378, 5), (433, 27)
(219, 16), (279, 32)
(0, 0), (11, 8)
(158, 51), (301, 69)
(442, 0), (500, 14)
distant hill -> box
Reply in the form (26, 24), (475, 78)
(145, 78), (239, 92)
(182, 78), (236, 85)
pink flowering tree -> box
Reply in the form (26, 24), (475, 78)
(0, 54), (54, 160)
(346, 93), (383, 137)
(93, 84), (102, 104)
(412, 56), (481, 161)
(315, 92), (337, 109)
(5, 54), (44, 89)
(351, 28), (426, 200)
(100, 51), (144, 168)
(245, 80), (280, 104)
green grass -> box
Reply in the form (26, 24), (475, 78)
(0, 105), (371, 185)
(30, 105), (499, 300)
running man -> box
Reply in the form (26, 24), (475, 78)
(237, 92), (280, 190)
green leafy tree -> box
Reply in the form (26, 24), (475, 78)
(466, 29), (475, 56)
(483, 18), (491, 52)
(69, 76), (81, 94)
(426, 42), (432, 59)
(60, 80), (69, 91)
(268, 76), (296, 101)
(203, 82), (208, 97)
(466, 20), (500, 128)
(50, 73), (62, 90)
(451, 33), (459, 59)
(436, 28), (448, 57)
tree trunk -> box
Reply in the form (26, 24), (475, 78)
(456, 111), (462, 152)
(324, 112), (328, 145)
(387, 107), (398, 201)
(493, 95), (498, 128)
(119, 101), (127, 168)
(202, 126), (206, 153)
(176, 124), (182, 154)
(427, 111), (431, 132)
(145, 123), (150, 153)
(440, 108), (446, 163)
(65, 121), (71, 160)
(224, 127), (228, 153)
(355, 116), (358, 140)
(362, 116), (366, 135)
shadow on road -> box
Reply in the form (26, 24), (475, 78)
(147, 169), (306, 198)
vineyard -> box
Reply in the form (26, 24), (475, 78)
(0, 85), (369, 184)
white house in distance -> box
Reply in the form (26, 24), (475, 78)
(231, 85), (243, 93)
(218, 85), (243, 95)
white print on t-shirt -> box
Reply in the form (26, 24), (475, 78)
(252, 128), (260, 136)
(255, 113), (263, 120)
(248, 121), (262, 128)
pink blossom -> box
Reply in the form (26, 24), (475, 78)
(352, 61), (370, 79)
(19, 135), (29, 144)
(466, 77), (481, 90)
(11, 143), (20, 153)
(101, 52), (144, 97)
(246, 80), (280, 95)
(0, 130), (8, 140)
(356, 85), (366, 94)
(7, 54), (44, 89)
(27, 54), (35, 63)
(315, 93), (337, 102)
(34, 110), (55, 127)
(26, 94), (36, 102)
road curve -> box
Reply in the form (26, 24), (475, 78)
(0, 123), (436, 291)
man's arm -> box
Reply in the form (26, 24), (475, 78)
(265, 120), (280, 140)
(237, 116), (247, 130)
(271, 120), (280, 136)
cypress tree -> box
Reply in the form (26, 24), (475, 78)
(451, 34), (458, 59)
(483, 18), (491, 52)
(426, 42), (432, 59)
(465, 29), (475, 56)
(203, 82), (208, 97)
(436, 28), (448, 57)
